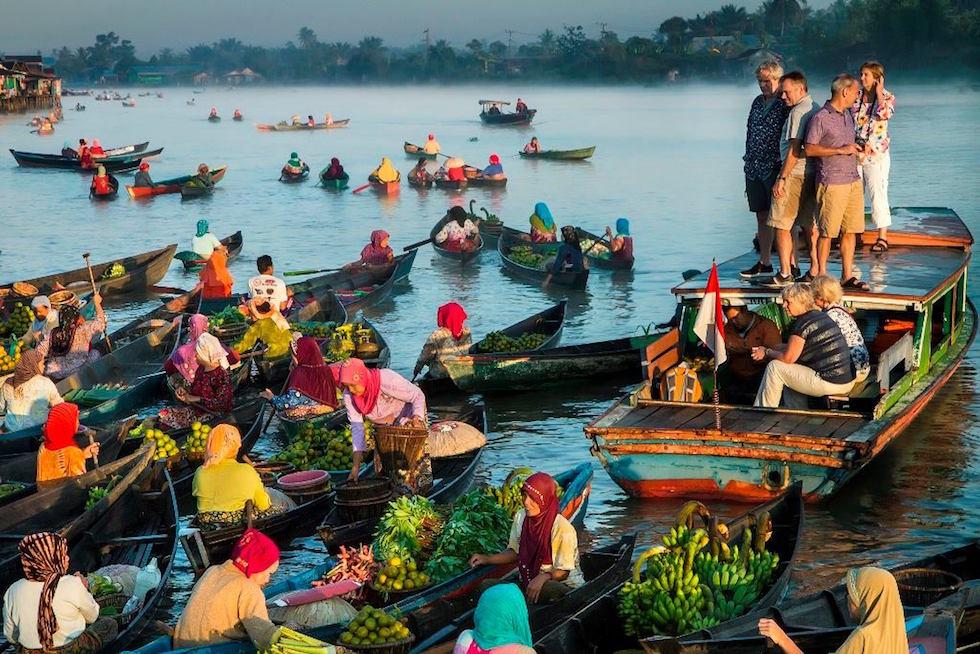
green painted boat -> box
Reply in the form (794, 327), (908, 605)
(319, 170), (350, 190)
(520, 145), (596, 160)
(404, 141), (438, 159)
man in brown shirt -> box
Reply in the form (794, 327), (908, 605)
(723, 301), (782, 402)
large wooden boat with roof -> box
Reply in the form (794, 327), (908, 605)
(586, 208), (975, 502)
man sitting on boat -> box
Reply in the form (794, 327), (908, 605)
(423, 133), (441, 155)
(434, 206), (480, 253)
(487, 104), (501, 115)
(515, 98), (529, 114)
(282, 152), (307, 176)
(192, 163), (214, 190)
(415, 301), (472, 380)
(22, 295), (59, 349)
(751, 283), (856, 408)
(133, 162), (153, 188)
(410, 158), (432, 185)
(720, 299), (781, 403)
(481, 153), (505, 180)
(248, 255), (291, 316)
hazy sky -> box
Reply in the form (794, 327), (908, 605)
(3, 0), (832, 56)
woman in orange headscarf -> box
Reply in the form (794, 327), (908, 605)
(198, 248), (234, 299)
(36, 403), (100, 482)
(414, 302), (471, 379)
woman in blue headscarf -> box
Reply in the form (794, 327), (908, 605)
(192, 219), (224, 259)
(453, 583), (534, 654)
(529, 202), (557, 244)
(604, 217), (634, 264)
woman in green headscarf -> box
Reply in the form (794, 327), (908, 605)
(283, 152), (308, 176)
(529, 202), (557, 244)
(453, 583), (534, 654)
(192, 219), (224, 259)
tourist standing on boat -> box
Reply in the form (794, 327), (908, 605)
(720, 300), (781, 402)
(198, 248), (234, 300)
(36, 403), (100, 482)
(350, 230), (394, 267)
(453, 583), (535, 654)
(482, 154), (505, 179)
(164, 314), (240, 397)
(133, 162), (153, 188)
(804, 74), (868, 291)
(174, 529), (281, 649)
(812, 276), (871, 385)
(233, 301), (293, 361)
(191, 426), (293, 527)
(434, 206), (480, 253)
(90, 166), (111, 196)
(515, 98), (528, 114)
(854, 61), (895, 254)
(370, 157), (400, 184)
(260, 336), (340, 420)
(523, 137), (541, 154)
(336, 358), (427, 483)
(3, 532), (118, 652)
(740, 61), (790, 281)
(767, 71), (820, 287)
(469, 472), (583, 604)
(43, 296), (106, 380)
(758, 567), (907, 654)
(0, 350), (62, 433)
(22, 296), (59, 349)
(424, 133), (441, 155)
(414, 301), (472, 380)
(160, 332), (234, 429)
(751, 283), (856, 408)
(604, 218), (634, 264)
(529, 202), (558, 243)
(191, 219), (224, 260)
(248, 255), (290, 315)
(410, 158), (432, 185)
(550, 226), (586, 274)
(321, 157), (345, 180)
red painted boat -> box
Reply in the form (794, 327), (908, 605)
(369, 178), (400, 195)
(126, 165), (227, 199)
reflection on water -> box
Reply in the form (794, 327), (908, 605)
(2, 83), (979, 628)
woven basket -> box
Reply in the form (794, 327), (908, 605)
(97, 593), (139, 627)
(12, 282), (38, 297)
(374, 424), (427, 482)
(893, 568), (963, 607)
(49, 290), (78, 308)
(346, 634), (414, 654)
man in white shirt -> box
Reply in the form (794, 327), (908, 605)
(247, 255), (290, 314)
(22, 296), (59, 348)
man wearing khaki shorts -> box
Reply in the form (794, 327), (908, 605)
(804, 74), (868, 291)
(764, 71), (821, 287)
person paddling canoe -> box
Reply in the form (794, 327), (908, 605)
(90, 165), (112, 196)
(134, 161), (153, 188)
(321, 157), (345, 180)
(282, 152), (308, 176)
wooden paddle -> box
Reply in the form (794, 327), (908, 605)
(351, 183), (372, 194)
(86, 429), (100, 468)
(403, 238), (432, 252)
(82, 253), (112, 352)
(283, 267), (343, 277)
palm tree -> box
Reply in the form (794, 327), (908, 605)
(538, 29), (556, 54)
(298, 27), (318, 50)
(764, 0), (805, 37)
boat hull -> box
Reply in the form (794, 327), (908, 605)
(369, 179), (400, 195)
(497, 226), (589, 290)
(256, 118), (350, 131)
(404, 142), (438, 159)
(126, 166), (227, 199)
(319, 172), (349, 190)
(519, 145), (596, 160)
(480, 109), (536, 125)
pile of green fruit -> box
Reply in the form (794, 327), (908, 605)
(101, 262), (126, 279)
(508, 245), (546, 268)
(143, 427), (180, 461)
(86, 486), (109, 510)
(339, 606), (411, 648)
(209, 306), (246, 329)
(475, 330), (547, 353)
(425, 489), (511, 582)
(184, 421), (212, 459)
(0, 482), (28, 500)
(373, 554), (430, 593)
(3, 303), (35, 337)
(486, 467), (533, 517)
(289, 321), (337, 338)
(0, 338), (23, 374)
(272, 422), (354, 471)
(88, 574), (122, 598)
(374, 495), (444, 561)
(618, 502), (779, 638)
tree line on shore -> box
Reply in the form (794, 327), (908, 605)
(51, 0), (980, 84)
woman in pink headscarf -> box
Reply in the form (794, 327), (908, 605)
(348, 230), (394, 267)
(336, 358), (427, 482)
(164, 315), (239, 397)
(414, 302), (471, 379)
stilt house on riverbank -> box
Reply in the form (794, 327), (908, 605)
(0, 56), (62, 114)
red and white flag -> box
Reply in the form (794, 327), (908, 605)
(693, 261), (727, 369)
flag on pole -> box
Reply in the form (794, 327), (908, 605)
(693, 261), (727, 369)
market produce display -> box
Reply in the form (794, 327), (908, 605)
(0, 338), (23, 374)
(373, 496), (444, 561)
(184, 421), (211, 459)
(101, 262), (126, 279)
(373, 554), (430, 593)
(1, 303), (34, 337)
(579, 237), (611, 259)
(62, 383), (129, 407)
(86, 486), (109, 510)
(618, 502), (779, 637)
(289, 321), (338, 338)
(273, 422), (355, 471)
(324, 545), (377, 600)
(508, 245), (546, 268)
(209, 305), (246, 329)
(425, 489), (511, 582)
(475, 331), (548, 353)
(0, 482), (28, 500)
(339, 606), (412, 648)
(270, 626), (337, 654)
(486, 467), (533, 517)
(143, 427), (180, 461)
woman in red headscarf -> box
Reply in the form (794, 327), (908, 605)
(468, 472), (583, 604)
(198, 248), (234, 299)
(36, 403), (101, 482)
(260, 336), (340, 420)
(348, 230), (394, 268)
(414, 301), (472, 380)
(174, 528), (281, 649)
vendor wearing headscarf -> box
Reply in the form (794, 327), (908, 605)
(529, 202), (557, 243)
(174, 529), (281, 649)
(469, 472), (583, 604)
(434, 206), (480, 253)
(410, 158), (432, 185)
(351, 230), (394, 267)
(605, 218), (634, 264)
(758, 567), (908, 654)
(415, 302), (472, 380)
(482, 153), (505, 179)
(36, 403), (100, 482)
(453, 583), (535, 654)
(2, 533), (118, 652)
(260, 336), (340, 420)
(22, 296), (59, 349)
(370, 157), (400, 184)
(159, 333), (234, 430)
(164, 315), (240, 396)
(232, 301), (293, 361)
(282, 152), (307, 176)
(337, 358), (427, 483)
(550, 226), (586, 274)
(133, 162), (153, 188)
(44, 294), (106, 381)
(90, 165), (112, 196)
(0, 349), (62, 433)
(198, 248), (234, 300)
(191, 219), (223, 260)
(321, 157), (345, 180)
(423, 133), (441, 155)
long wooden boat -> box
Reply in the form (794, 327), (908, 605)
(534, 484), (805, 653)
(0, 446), (155, 598)
(11, 141), (149, 166)
(434, 176), (508, 190)
(208, 114), (221, 122)
(69, 462), (179, 654)
(288, 249), (417, 316)
(404, 141), (438, 159)
(319, 171), (349, 190)
(576, 226), (634, 271)
(125, 165), (228, 199)
(637, 539), (980, 653)
(90, 174), (119, 200)
(0, 320), (181, 454)
(10, 148), (149, 172)
(280, 166), (310, 183)
(498, 225), (589, 290)
(429, 214), (485, 263)
(255, 118), (351, 131)
(175, 231), (243, 272)
(519, 145), (596, 160)
(1, 243), (177, 299)
(586, 207), (976, 502)
(479, 99), (536, 125)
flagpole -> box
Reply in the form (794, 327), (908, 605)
(713, 368), (722, 432)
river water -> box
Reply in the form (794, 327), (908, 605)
(2, 82), (979, 632)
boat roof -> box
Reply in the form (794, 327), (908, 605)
(478, 99), (510, 105)
(672, 207), (971, 308)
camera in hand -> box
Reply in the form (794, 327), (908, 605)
(854, 136), (868, 149)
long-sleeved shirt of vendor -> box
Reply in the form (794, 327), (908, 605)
(343, 369), (426, 453)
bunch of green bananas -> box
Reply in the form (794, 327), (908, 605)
(485, 467), (533, 517)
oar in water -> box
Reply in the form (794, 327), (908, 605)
(82, 253), (112, 352)
(283, 267), (344, 277)
(403, 238), (432, 252)
(351, 183), (371, 194)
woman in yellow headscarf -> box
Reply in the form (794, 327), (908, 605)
(758, 567), (908, 654)
(370, 157), (400, 184)
(529, 202), (558, 243)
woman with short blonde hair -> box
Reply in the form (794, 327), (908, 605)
(812, 275), (870, 383)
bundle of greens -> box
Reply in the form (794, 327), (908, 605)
(373, 496), (444, 561)
(425, 490), (511, 582)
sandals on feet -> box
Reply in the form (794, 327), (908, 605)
(870, 238), (889, 253)
(842, 277), (870, 291)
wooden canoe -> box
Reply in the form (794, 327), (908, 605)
(233, 115), (243, 121)
(369, 178), (400, 195)
(434, 176), (508, 190)
(1, 243), (177, 299)
(535, 484), (806, 653)
(319, 171), (350, 190)
(429, 214), (484, 263)
(255, 118), (350, 131)
(89, 174), (119, 200)
(288, 249), (417, 316)
(9, 142), (150, 169)
(408, 175), (434, 189)
(0, 446), (155, 597)
(497, 226), (589, 290)
(280, 165), (310, 183)
(519, 145), (596, 160)
(404, 141), (438, 159)
(125, 165), (228, 199)
(576, 227), (634, 270)
(180, 183), (212, 199)
(208, 115), (221, 122)
(175, 231), (244, 272)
